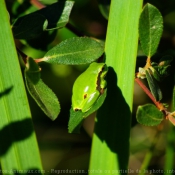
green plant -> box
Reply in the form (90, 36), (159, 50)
(1, 0), (175, 174)
(0, 0), (43, 173)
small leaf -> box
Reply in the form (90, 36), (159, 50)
(68, 109), (84, 134)
(25, 58), (60, 120)
(151, 56), (172, 79)
(159, 55), (173, 66)
(12, 1), (74, 39)
(145, 69), (162, 101)
(12, 13), (48, 39)
(44, 37), (104, 65)
(151, 66), (162, 82)
(38, 1), (74, 30)
(68, 89), (107, 133)
(25, 77), (60, 120)
(139, 3), (163, 57)
(136, 104), (164, 126)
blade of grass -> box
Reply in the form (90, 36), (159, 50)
(90, 0), (143, 173)
(0, 0), (43, 172)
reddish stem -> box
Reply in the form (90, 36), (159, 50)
(30, 0), (46, 9)
(16, 48), (29, 64)
(35, 57), (47, 63)
(135, 78), (165, 111)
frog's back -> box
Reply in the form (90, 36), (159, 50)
(72, 62), (106, 111)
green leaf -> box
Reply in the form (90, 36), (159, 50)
(44, 37), (104, 65)
(12, 1), (74, 39)
(145, 69), (162, 101)
(151, 66), (161, 81)
(0, 0), (43, 171)
(41, 1), (74, 30)
(159, 55), (173, 66)
(139, 3), (163, 57)
(68, 89), (107, 133)
(151, 55), (172, 80)
(25, 58), (60, 120)
(25, 77), (60, 120)
(136, 104), (164, 126)
(12, 13), (48, 39)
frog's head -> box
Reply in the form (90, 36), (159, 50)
(97, 64), (108, 91)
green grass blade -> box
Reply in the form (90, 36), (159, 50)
(0, 0), (43, 172)
(90, 0), (143, 173)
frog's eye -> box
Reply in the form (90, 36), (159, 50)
(84, 94), (87, 99)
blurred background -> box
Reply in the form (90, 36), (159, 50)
(5, 0), (175, 174)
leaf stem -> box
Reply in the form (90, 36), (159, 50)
(30, 0), (46, 9)
(135, 77), (175, 125)
(135, 78), (165, 111)
(145, 56), (151, 69)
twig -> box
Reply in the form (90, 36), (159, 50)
(30, 0), (46, 9)
(135, 77), (165, 112)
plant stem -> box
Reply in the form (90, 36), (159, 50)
(30, 0), (45, 9)
(145, 56), (151, 69)
(135, 78), (165, 111)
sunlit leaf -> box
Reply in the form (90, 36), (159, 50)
(136, 104), (164, 126)
(44, 37), (104, 65)
(139, 3), (163, 57)
(0, 0), (43, 170)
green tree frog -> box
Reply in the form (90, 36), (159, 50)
(72, 62), (108, 113)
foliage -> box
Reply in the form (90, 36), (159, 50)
(1, 0), (175, 174)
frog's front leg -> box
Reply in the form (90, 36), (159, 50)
(81, 90), (100, 113)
